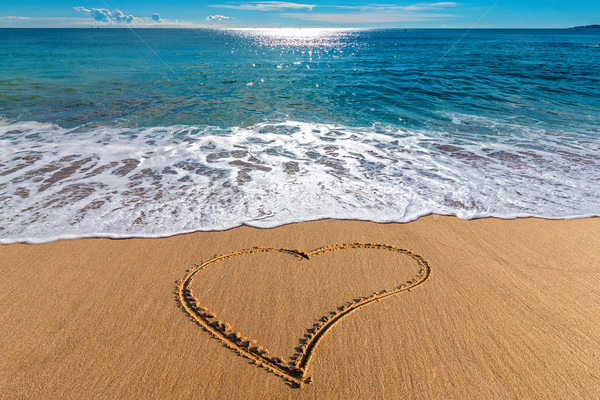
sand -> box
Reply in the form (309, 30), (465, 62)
(1, 216), (599, 399)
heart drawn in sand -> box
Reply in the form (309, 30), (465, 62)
(176, 243), (431, 388)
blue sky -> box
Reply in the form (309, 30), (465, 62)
(1, 1), (599, 28)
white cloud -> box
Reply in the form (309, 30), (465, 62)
(0, 16), (32, 20)
(211, 2), (315, 11)
(283, 12), (453, 24)
(283, 2), (459, 24)
(336, 2), (460, 12)
(73, 7), (182, 26)
(206, 15), (231, 21)
(74, 7), (139, 23)
(0, 12), (205, 28)
(402, 1), (460, 10)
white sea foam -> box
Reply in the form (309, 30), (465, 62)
(1, 118), (599, 243)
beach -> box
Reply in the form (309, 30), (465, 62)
(1, 216), (599, 399)
(1, 27), (599, 399)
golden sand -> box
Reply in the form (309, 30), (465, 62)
(1, 216), (599, 398)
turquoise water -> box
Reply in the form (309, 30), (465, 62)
(1, 28), (599, 242)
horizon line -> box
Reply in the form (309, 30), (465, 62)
(0, 26), (590, 29)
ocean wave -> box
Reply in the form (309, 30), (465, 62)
(1, 118), (599, 243)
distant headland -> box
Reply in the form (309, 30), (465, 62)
(570, 24), (600, 29)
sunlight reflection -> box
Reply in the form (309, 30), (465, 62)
(228, 27), (359, 47)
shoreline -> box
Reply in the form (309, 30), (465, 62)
(1, 216), (599, 398)
(2, 213), (599, 244)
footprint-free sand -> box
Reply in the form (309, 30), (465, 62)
(1, 216), (599, 399)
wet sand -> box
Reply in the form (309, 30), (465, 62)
(1, 216), (599, 399)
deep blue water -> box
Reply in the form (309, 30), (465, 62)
(1, 28), (599, 242)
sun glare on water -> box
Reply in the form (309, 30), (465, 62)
(228, 27), (358, 46)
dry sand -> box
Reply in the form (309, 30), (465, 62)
(1, 216), (599, 399)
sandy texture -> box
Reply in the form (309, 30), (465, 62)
(1, 216), (599, 399)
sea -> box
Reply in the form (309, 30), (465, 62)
(1, 28), (599, 243)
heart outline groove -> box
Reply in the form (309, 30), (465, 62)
(176, 242), (432, 388)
